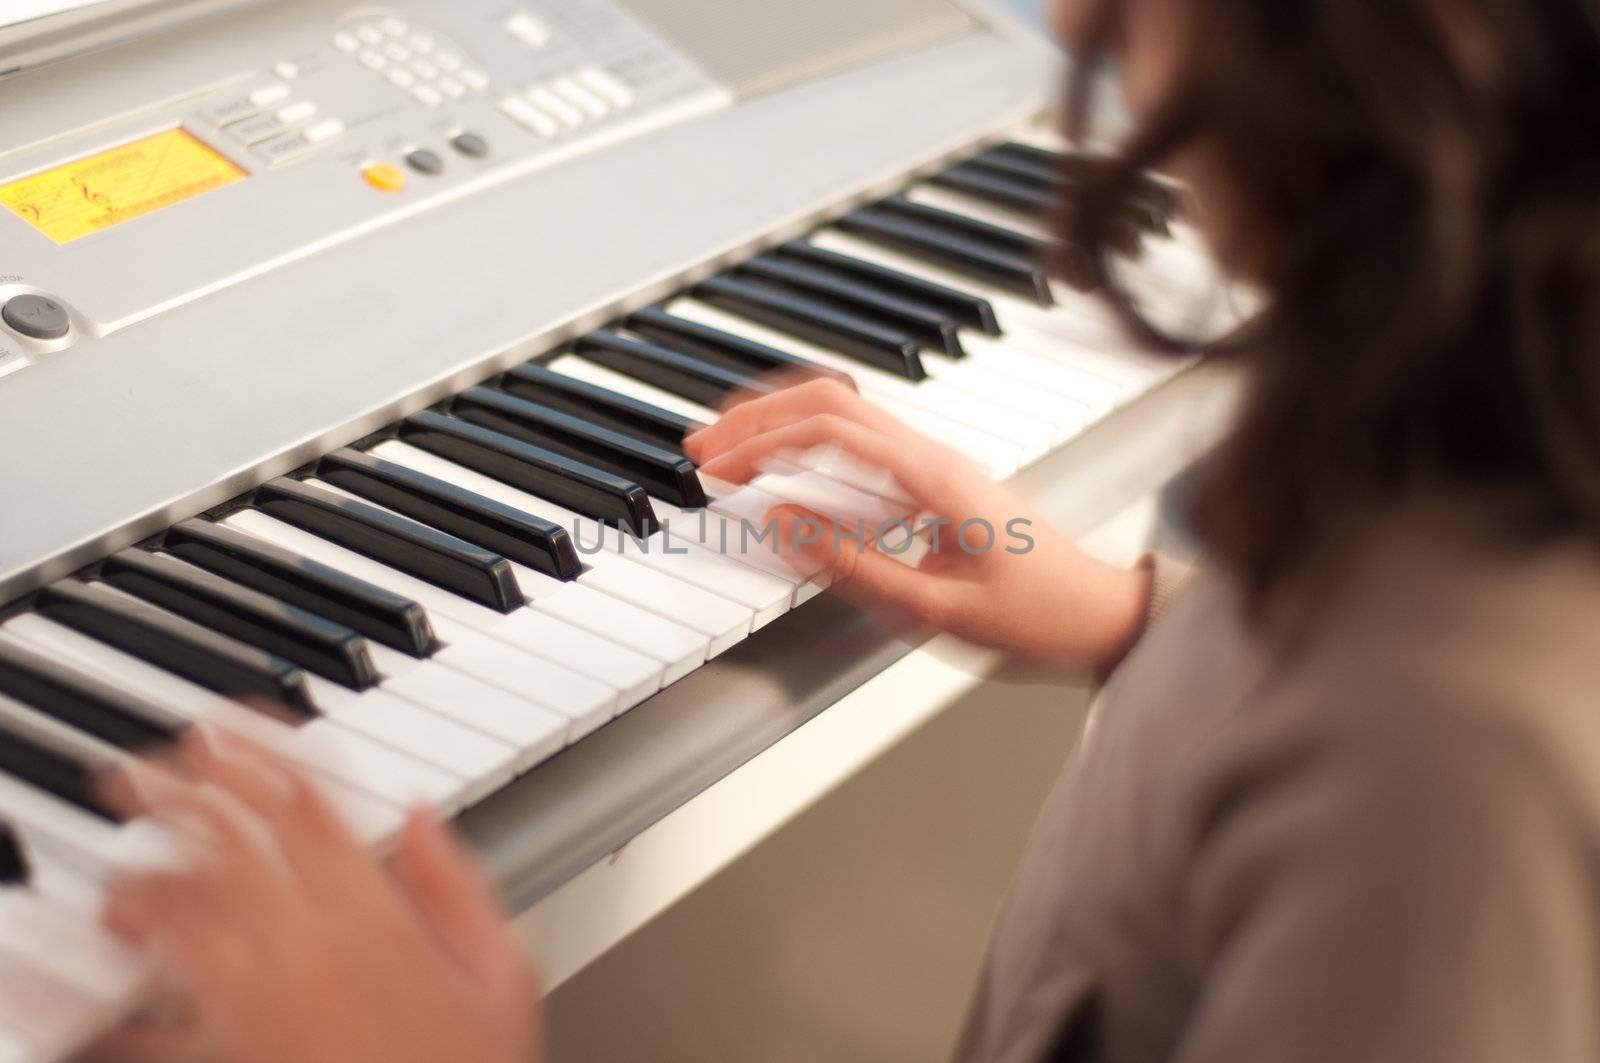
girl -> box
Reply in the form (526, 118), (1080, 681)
(91, 0), (1600, 1060)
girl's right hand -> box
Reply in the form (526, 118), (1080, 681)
(685, 378), (1152, 676)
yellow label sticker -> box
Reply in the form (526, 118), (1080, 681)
(0, 128), (247, 245)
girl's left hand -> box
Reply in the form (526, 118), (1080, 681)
(81, 729), (542, 1063)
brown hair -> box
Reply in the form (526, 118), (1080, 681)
(1065, 0), (1600, 610)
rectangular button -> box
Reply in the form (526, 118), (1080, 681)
(258, 132), (314, 164)
(204, 98), (258, 128)
(227, 114), (283, 146)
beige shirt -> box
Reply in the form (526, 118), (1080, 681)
(953, 491), (1600, 1063)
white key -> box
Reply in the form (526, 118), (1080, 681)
(17, 842), (105, 913)
(578, 559), (750, 656)
(372, 650), (568, 767)
(217, 512), (629, 725)
(651, 495), (827, 602)
(476, 609), (661, 711)
(961, 332), (1121, 415)
(0, 890), (143, 1004)
(925, 357), (1091, 445)
(354, 446), (758, 646)
(1, 616), (403, 842)
(304, 678), (513, 806)
(429, 617), (611, 737)
(667, 298), (1056, 462)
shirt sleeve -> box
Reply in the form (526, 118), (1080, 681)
(1142, 552), (1195, 627)
(1172, 694), (1600, 1063)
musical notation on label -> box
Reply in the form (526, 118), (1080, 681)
(0, 128), (247, 245)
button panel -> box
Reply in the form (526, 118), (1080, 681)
(333, 16), (490, 108)
(498, 66), (638, 139)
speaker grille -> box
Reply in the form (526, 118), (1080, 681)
(626, 0), (980, 98)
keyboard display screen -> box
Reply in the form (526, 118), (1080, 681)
(0, 128), (247, 245)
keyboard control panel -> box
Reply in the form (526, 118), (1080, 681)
(0, 0), (730, 368)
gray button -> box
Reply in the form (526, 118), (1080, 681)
(450, 131), (489, 158)
(2, 295), (70, 340)
(405, 148), (445, 175)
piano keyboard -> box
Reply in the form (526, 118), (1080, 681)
(0, 123), (1225, 1058)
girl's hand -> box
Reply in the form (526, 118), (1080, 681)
(684, 378), (1151, 676)
(86, 730), (541, 1063)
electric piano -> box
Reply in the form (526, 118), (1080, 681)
(0, 0), (1240, 1057)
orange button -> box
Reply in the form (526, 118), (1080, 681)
(362, 163), (406, 193)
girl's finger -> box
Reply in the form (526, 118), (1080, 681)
(389, 809), (517, 983)
(686, 377), (911, 464)
(768, 505), (962, 627)
(698, 412), (970, 515)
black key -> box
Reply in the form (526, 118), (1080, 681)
(985, 143), (1177, 233)
(692, 275), (928, 381)
(878, 194), (1049, 259)
(319, 447), (586, 578)
(253, 478), (525, 613)
(739, 254), (967, 359)
(0, 823), (26, 885)
(398, 412), (658, 536)
(34, 580), (317, 717)
(101, 550), (378, 690)
(574, 330), (765, 407)
(499, 363), (701, 453)
(930, 161), (1059, 215)
(624, 307), (849, 384)
(972, 146), (1068, 190)
(446, 390), (706, 509)
(163, 519), (436, 658)
(0, 696), (122, 822)
(0, 637), (189, 751)
(780, 240), (1001, 336)
(834, 207), (1055, 305)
